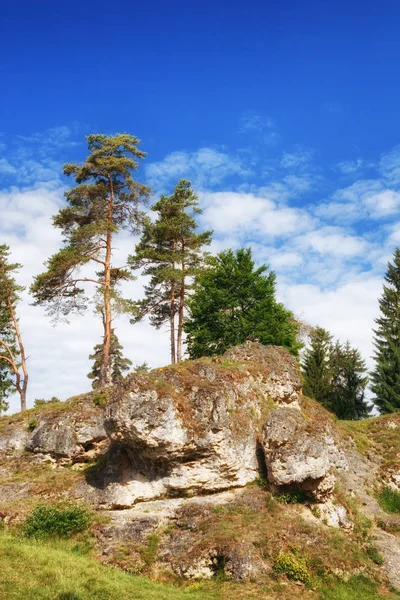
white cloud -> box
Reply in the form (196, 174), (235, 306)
(200, 191), (315, 239)
(293, 226), (368, 258)
(281, 148), (313, 170)
(0, 158), (17, 176)
(146, 147), (251, 191)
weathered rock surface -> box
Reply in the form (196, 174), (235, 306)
(0, 342), (399, 589)
(262, 405), (346, 501)
(86, 343), (304, 507)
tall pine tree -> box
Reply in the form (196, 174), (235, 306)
(128, 180), (212, 363)
(184, 248), (300, 358)
(31, 134), (150, 387)
(329, 341), (370, 420)
(302, 326), (369, 420)
(371, 247), (400, 413)
(0, 244), (29, 411)
(301, 326), (332, 407)
(88, 330), (132, 389)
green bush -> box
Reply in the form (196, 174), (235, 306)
(23, 503), (91, 539)
(27, 418), (37, 432)
(377, 487), (400, 514)
(276, 490), (307, 504)
(34, 396), (61, 408)
(273, 552), (311, 584)
(93, 391), (108, 406)
(365, 545), (384, 565)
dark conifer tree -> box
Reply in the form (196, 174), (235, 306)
(88, 330), (132, 389)
(301, 326), (332, 407)
(371, 248), (400, 413)
(129, 180), (211, 363)
(184, 248), (300, 358)
(329, 341), (370, 420)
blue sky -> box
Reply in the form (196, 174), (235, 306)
(2, 0), (400, 410)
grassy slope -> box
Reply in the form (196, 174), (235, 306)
(0, 533), (215, 600)
(0, 534), (398, 600)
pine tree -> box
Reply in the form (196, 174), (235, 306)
(184, 248), (300, 358)
(31, 134), (150, 387)
(0, 244), (29, 411)
(301, 326), (332, 407)
(128, 180), (212, 363)
(329, 341), (370, 420)
(88, 330), (132, 389)
(371, 248), (400, 413)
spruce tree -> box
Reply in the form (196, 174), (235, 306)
(371, 248), (400, 413)
(31, 134), (150, 387)
(184, 248), (300, 358)
(0, 244), (29, 411)
(88, 330), (132, 389)
(301, 326), (332, 407)
(329, 341), (370, 420)
(129, 180), (212, 363)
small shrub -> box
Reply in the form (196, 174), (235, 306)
(133, 362), (150, 374)
(273, 552), (311, 585)
(139, 534), (159, 567)
(93, 391), (108, 407)
(34, 396), (61, 408)
(27, 418), (37, 432)
(378, 487), (400, 514)
(255, 476), (268, 489)
(276, 490), (307, 504)
(23, 503), (91, 539)
(365, 545), (384, 565)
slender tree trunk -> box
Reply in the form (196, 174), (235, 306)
(99, 178), (114, 387)
(177, 241), (185, 363)
(170, 280), (176, 364)
(1, 270), (29, 411)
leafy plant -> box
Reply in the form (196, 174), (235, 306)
(365, 545), (384, 565)
(377, 487), (400, 514)
(23, 503), (91, 539)
(34, 396), (61, 408)
(276, 490), (307, 504)
(27, 418), (37, 432)
(273, 551), (311, 584)
(93, 391), (108, 407)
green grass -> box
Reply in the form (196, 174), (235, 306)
(378, 487), (400, 514)
(318, 576), (399, 600)
(0, 533), (214, 600)
(0, 533), (398, 600)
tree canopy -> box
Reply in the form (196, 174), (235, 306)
(184, 248), (300, 359)
(302, 327), (370, 420)
(31, 133), (150, 387)
(129, 179), (211, 363)
(371, 248), (400, 413)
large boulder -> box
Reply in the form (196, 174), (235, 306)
(262, 405), (346, 500)
(89, 342), (302, 507)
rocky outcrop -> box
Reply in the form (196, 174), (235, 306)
(83, 343), (308, 507)
(0, 342), (399, 590)
(262, 405), (346, 501)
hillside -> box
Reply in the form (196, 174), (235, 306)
(0, 342), (399, 600)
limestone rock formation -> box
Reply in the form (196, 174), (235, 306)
(0, 342), (399, 590)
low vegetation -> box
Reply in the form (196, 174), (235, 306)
(378, 487), (400, 514)
(23, 503), (91, 539)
